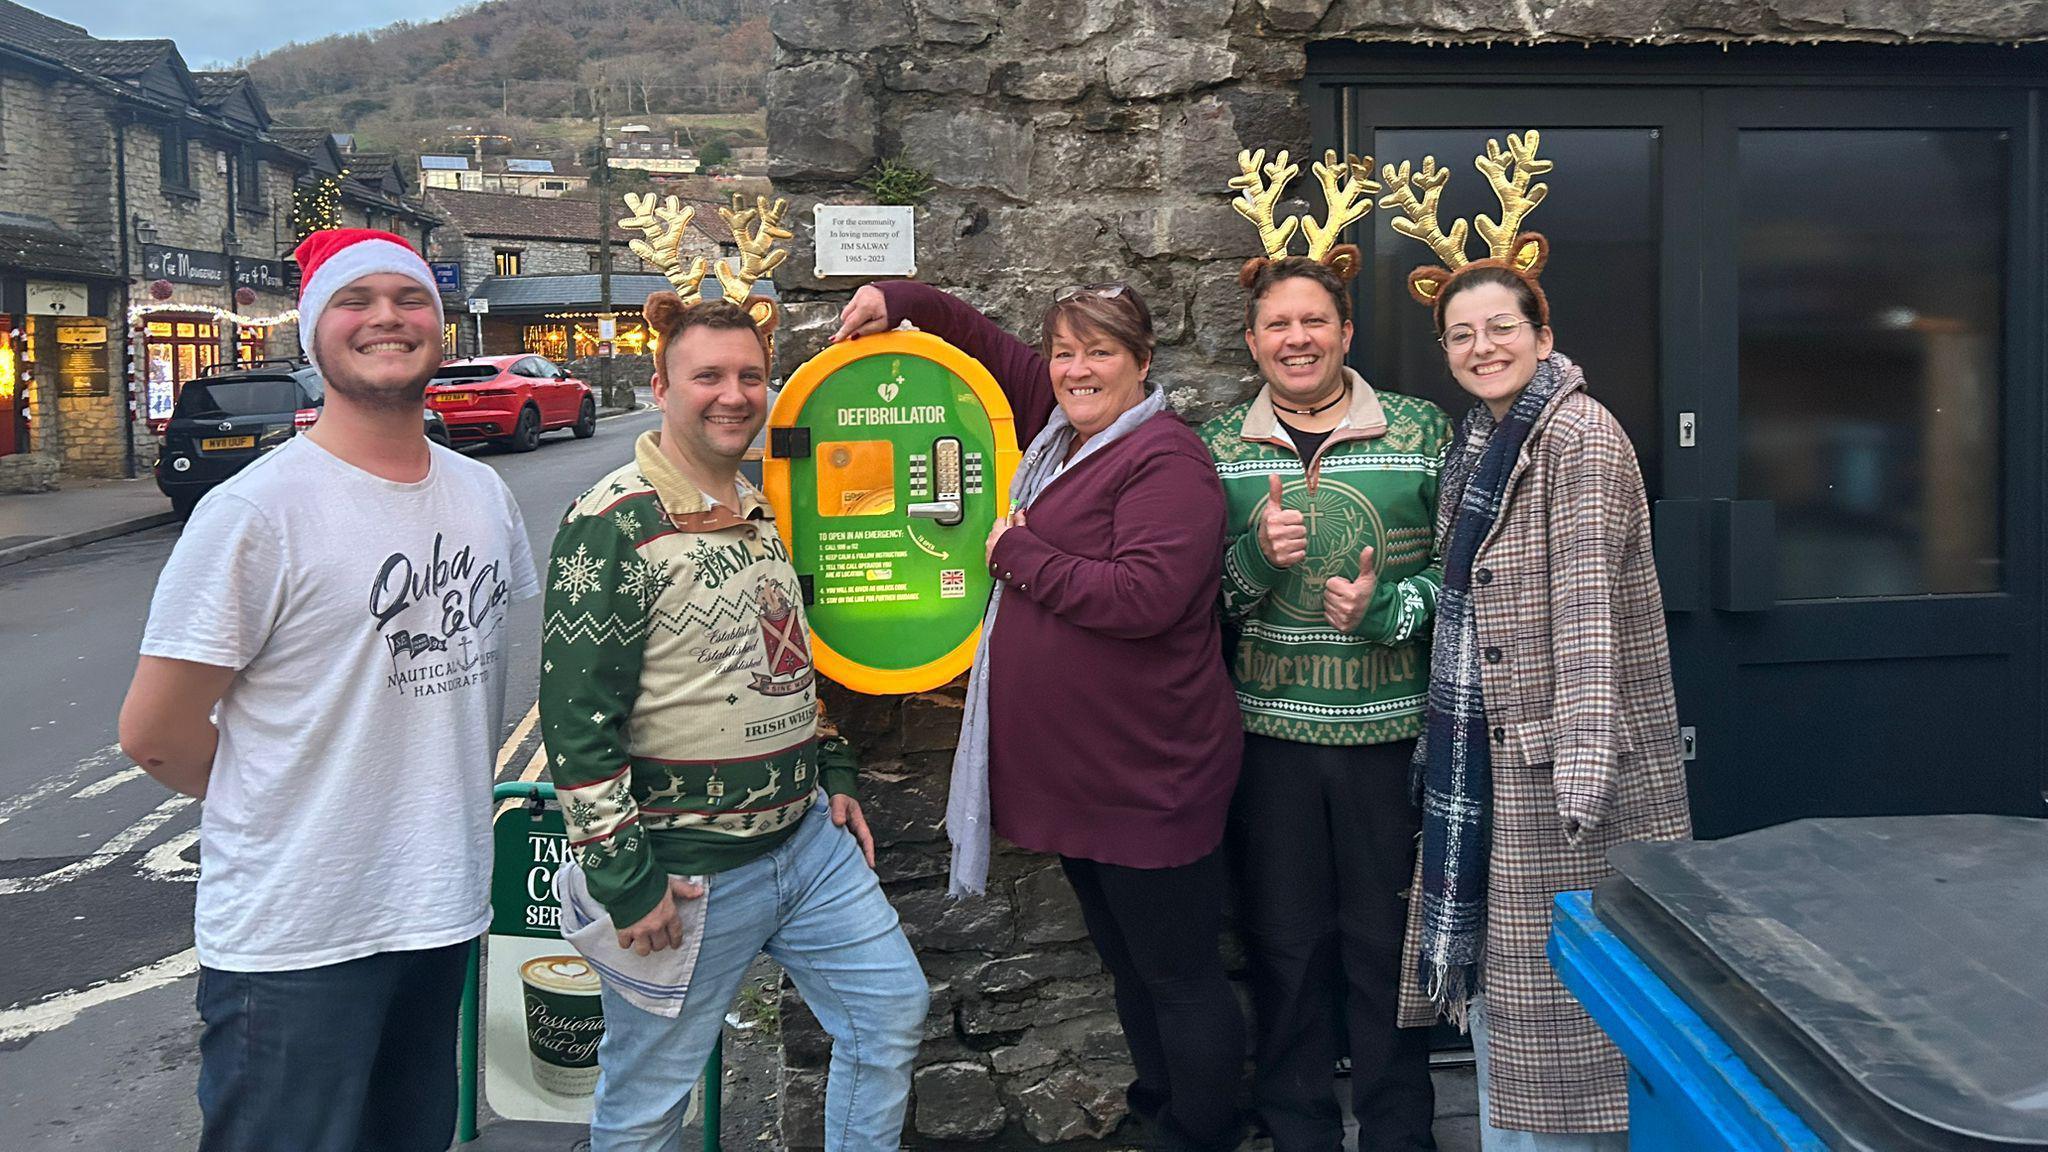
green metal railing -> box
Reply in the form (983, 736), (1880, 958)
(459, 780), (721, 1149)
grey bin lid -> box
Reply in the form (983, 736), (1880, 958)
(1595, 815), (2048, 1152)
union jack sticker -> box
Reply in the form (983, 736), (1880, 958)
(940, 569), (967, 599)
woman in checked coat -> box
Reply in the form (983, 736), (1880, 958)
(1379, 132), (1692, 1150)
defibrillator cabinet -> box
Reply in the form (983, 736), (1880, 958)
(765, 331), (1020, 695)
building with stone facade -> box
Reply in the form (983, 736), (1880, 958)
(425, 187), (738, 363)
(419, 153), (592, 198)
(0, 0), (422, 488)
(765, 0), (2048, 1146)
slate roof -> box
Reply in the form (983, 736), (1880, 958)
(270, 127), (339, 157)
(472, 272), (776, 311)
(426, 188), (734, 247)
(50, 37), (173, 80)
(191, 71), (245, 106)
(0, 0), (84, 55)
(0, 212), (122, 280)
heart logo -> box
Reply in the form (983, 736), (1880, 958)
(878, 379), (900, 403)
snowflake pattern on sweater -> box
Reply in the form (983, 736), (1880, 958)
(537, 432), (852, 927)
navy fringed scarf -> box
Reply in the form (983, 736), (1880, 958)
(1412, 352), (1571, 1025)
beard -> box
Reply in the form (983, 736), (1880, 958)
(315, 327), (436, 413)
(323, 368), (429, 412)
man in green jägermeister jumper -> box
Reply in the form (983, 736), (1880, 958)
(1198, 149), (1451, 1152)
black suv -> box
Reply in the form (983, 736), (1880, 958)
(154, 360), (451, 518)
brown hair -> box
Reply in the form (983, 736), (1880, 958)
(643, 292), (777, 384)
(1431, 264), (1549, 334)
(1039, 287), (1155, 364)
(1240, 255), (1353, 328)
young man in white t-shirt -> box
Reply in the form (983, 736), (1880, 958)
(119, 229), (539, 1152)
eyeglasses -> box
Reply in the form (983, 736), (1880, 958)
(1054, 282), (1129, 303)
(1439, 314), (1535, 352)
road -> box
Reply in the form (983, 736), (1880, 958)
(0, 408), (662, 1150)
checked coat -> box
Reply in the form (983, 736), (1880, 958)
(1396, 366), (1692, 1133)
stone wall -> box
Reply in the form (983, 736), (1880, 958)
(766, 1), (2048, 1147)
(0, 73), (109, 238)
(435, 234), (674, 295)
(783, 680), (1144, 1148)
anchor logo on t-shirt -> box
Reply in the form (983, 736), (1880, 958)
(748, 576), (814, 697)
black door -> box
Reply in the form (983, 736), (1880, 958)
(1317, 50), (2047, 838)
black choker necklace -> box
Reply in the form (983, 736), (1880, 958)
(1272, 388), (1347, 417)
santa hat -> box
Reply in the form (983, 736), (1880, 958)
(291, 229), (443, 370)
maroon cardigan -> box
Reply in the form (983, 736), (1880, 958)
(879, 281), (1243, 868)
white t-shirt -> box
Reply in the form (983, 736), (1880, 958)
(141, 436), (540, 971)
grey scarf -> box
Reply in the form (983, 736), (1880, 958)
(946, 386), (1171, 896)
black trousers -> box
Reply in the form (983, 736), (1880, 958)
(1231, 734), (1436, 1152)
(1062, 851), (1248, 1152)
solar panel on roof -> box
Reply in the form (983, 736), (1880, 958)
(503, 159), (556, 174)
(420, 156), (470, 170)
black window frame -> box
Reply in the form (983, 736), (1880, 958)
(494, 249), (522, 277)
(236, 145), (264, 215)
(158, 124), (191, 192)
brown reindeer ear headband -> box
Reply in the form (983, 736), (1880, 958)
(1230, 148), (1380, 286)
(620, 191), (791, 346)
(1378, 130), (1553, 329)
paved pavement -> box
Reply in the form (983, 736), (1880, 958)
(0, 477), (180, 570)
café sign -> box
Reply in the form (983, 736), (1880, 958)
(233, 258), (288, 292)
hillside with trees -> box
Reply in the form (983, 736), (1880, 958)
(240, 0), (767, 170)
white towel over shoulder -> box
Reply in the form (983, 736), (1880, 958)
(553, 861), (711, 1018)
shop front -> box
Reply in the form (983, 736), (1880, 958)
(518, 312), (654, 362)
(131, 245), (299, 431)
(1, 269), (123, 484)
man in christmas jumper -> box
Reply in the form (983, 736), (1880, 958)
(120, 229), (540, 1152)
(539, 294), (926, 1152)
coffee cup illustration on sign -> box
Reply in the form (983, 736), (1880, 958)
(520, 955), (605, 1096)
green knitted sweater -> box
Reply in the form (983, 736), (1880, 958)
(539, 432), (854, 927)
(1198, 370), (1453, 746)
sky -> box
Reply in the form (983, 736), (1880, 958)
(33, 0), (472, 67)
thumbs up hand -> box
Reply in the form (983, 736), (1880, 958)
(1257, 474), (1308, 569)
(1321, 546), (1378, 633)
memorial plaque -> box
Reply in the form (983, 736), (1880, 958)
(812, 205), (916, 278)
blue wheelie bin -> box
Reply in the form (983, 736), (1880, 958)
(1551, 814), (2048, 1151)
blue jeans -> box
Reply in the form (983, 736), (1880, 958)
(1470, 995), (1629, 1152)
(590, 795), (928, 1152)
(195, 939), (470, 1152)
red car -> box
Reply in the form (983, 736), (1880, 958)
(426, 355), (596, 451)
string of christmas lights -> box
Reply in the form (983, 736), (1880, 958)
(292, 168), (349, 242)
(128, 303), (299, 328)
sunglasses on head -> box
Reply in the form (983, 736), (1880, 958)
(1053, 282), (1129, 303)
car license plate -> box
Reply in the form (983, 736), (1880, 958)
(200, 435), (256, 451)
(435, 393), (472, 405)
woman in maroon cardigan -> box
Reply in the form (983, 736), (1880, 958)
(833, 280), (1247, 1152)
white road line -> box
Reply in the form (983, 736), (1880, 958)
(0, 948), (199, 1043)
(71, 765), (146, 799)
(0, 794), (195, 895)
(138, 827), (200, 882)
(0, 744), (126, 828)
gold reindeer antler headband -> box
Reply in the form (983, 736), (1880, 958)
(1379, 130), (1554, 324)
(619, 190), (791, 334)
(1229, 147), (1381, 283)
